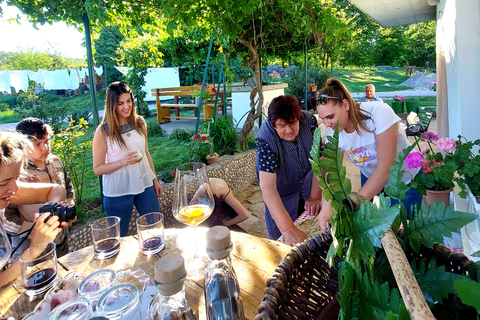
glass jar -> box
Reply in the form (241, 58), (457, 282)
(78, 269), (117, 307)
(46, 298), (93, 320)
(95, 284), (141, 320)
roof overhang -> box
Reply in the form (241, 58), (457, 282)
(347, 0), (437, 27)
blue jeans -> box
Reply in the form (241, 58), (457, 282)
(361, 172), (422, 219)
(103, 186), (160, 236)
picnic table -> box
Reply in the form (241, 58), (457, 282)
(0, 228), (291, 320)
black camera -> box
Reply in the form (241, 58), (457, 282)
(39, 201), (76, 224)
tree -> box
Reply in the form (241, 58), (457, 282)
(0, 49), (81, 70)
(93, 26), (125, 84)
(153, 0), (353, 144)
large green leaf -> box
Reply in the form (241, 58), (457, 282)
(453, 279), (480, 311)
(385, 144), (416, 201)
(349, 195), (400, 263)
(405, 202), (477, 252)
(412, 259), (466, 306)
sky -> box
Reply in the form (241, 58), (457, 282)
(0, 4), (86, 59)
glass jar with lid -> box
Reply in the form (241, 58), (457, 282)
(95, 283), (141, 320)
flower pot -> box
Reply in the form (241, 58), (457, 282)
(425, 188), (453, 206)
(405, 101), (420, 113)
(206, 153), (219, 165)
(390, 101), (404, 114)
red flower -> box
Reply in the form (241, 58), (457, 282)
(198, 82), (203, 85)
(171, 169), (175, 174)
(201, 136), (207, 141)
(194, 134), (200, 139)
(211, 88), (217, 93)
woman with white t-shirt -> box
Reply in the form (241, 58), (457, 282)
(92, 81), (163, 236)
(315, 78), (421, 229)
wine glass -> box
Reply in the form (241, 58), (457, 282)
(173, 162), (214, 279)
(0, 222), (12, 270)
(131, 143), (146, 179)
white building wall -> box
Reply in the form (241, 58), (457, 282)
(440, 0), (480, 141)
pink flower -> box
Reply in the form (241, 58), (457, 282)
(422, 132), (438, 142)
(194, 134), (200, 139)
(405, 152), (424, 169)
(437, 137), (456, 152)
(422, 160), (433, 173)
(421, 147), (429, 154)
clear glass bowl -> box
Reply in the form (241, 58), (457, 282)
(77, 269), (117, 303)
(95, 284), (141, 320)
(46, 297), (93, 320)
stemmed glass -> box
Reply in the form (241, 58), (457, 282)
(173, 162), (214, 279)
(0, 223), (12, 269)
(132, 143), (146, 179)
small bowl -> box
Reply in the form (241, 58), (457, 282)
(77, 269), (117, 302)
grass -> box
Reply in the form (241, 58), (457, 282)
(332, 67), (413, 92)
(0, 108), (23, 123)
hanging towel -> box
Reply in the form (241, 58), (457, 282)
(77, 68), (87, 79)
(9, 70), (29, 92)
(0, 71), (12, 94)
(94, 66), (104, 76)
(114, 66), (132, 76)
(42, 69), (71, 90)
(27, 70), (44, 84)
(69, 69), (80, 90)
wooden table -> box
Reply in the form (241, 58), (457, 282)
(0, 228), (291, 319)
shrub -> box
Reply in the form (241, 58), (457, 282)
(285, 66), (330, 100)
(210, 115), (237, 154)
(147, 122), (165, 137)
(170, 128), (194, 141)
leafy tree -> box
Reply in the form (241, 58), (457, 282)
(93, 26), (125, 84)
(0, 49), (81, 70)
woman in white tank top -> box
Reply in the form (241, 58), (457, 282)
(92, 81), (162, 236)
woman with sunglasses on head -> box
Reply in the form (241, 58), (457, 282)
(0, 131), (66, 288)
(315, 78), (421, 229)
(256, 95), (323, 246)
(92, 81), (162, 236)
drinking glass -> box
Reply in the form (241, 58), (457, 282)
(91, 217), (121, 260)
(96, 284), (141, 320)
(173, 162), (214, 279)
(136, 212), (165, 255)
(20, 242), (57, 297)
(0, 222), (12, 269)
(131, 144), (146, 179)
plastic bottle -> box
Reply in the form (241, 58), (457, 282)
(146, 254), (197, 320)
(204, 226), (245, 320)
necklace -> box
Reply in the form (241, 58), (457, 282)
(126, 132), (131, 137)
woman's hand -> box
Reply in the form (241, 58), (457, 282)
(317, 200), (333, 230)
(121, 151), (140, 166)
(282, 226), (308, 247)
(304, 197), (322, 216)
(153, 179), (163, 197)
(30, 212), (62, 246)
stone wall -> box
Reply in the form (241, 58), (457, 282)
(68, 149), (257, 252)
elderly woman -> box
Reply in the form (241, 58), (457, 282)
(256, 95), (323, 246)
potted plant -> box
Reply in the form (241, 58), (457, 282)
(193, 83), (217, 101)
(404, 97), (420, 113)
(453, 135), (480, 201)
(308, 126), (479, 319)
(405, 132), (458, 205)
(390, 95), (405, 114)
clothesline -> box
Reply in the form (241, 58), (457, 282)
(0, 66), (104, 94)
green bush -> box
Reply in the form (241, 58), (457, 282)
(285, 66), (330, 100)
(210, 115), (237, 154)
(170, 128), (194, 141)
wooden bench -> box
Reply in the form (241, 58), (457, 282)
(151, 85), (226, 124)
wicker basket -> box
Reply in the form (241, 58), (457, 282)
(255, 231), (478, 320)
(255, 232), (340, 320)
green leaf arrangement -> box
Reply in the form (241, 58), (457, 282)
(310, 125), (480, 319)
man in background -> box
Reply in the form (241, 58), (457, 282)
(358, 84), (383, 103)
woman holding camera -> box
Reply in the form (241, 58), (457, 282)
(0, 131), (67, 288)
(92, 81), (162, 236)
